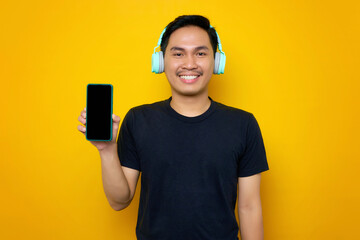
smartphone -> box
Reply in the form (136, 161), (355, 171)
(86, 84), (113, 141)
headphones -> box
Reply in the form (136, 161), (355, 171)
(151, 25), (226, 74)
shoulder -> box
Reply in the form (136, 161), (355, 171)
(214, 102), (264, 135)
(213, 100), (254, 121)
(123, 99), (167, 124)
(129, 99), (166, 115)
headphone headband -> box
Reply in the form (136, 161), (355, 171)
(153, 27), (167, 53)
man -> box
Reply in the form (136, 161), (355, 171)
(78, 15), (269, 240)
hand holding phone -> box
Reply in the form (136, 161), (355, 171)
(78, 107), (121, 152)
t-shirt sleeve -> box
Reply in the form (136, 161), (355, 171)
(238, 113), (269, 177)
(117, 108), (141, 171)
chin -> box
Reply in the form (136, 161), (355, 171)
(173, 87), (207, 97)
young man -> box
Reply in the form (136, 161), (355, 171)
(78, 15), (269, 240)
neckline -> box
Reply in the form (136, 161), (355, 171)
(163, 96), (217, 123)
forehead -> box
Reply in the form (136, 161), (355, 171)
(167, 25), (212, 48)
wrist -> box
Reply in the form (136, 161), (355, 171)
(99, 144), (118, 158)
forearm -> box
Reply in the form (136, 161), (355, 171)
(238, 205), (264, 240)
(99, 146), (131, 210)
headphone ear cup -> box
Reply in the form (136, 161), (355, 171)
(159, 51), (164, 73)
(151, 52), (160, 73)
(214, 52), (220, 74)
(151, 51), (164, 74)
(218, 52), (226, 74)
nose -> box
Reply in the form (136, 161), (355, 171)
(182, 55), (197, 69)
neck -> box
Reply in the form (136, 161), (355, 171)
(170, 92), (211, 117)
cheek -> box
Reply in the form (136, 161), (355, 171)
(200, 59), (214, 72)
(164, 60), (182, 73)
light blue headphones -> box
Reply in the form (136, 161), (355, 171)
(151, 25), (226, 74)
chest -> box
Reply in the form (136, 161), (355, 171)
(134, 118), (246, 180)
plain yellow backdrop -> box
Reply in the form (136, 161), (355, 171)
(1, 0), (359, 239)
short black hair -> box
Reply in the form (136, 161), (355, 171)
(160, 15), (218, 57)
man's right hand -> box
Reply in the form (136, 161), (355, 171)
(77, 107), (121, 152)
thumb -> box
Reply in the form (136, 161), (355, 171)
(112, 113), (121, 123)
(112, 114), (121, 142)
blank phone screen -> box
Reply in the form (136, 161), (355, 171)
(86, 84), (112, 141)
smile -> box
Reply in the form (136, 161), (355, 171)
(179, 75), (199, 80)
(178, 75), (200, 83)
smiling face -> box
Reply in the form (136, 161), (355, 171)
(163, 25), (215, 98)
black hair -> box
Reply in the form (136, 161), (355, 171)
(160, 15), (218, 57)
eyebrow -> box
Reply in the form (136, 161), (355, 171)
(169, 46), (210, 51)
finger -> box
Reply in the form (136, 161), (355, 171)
(77, 125), (86, 133)
(78, 115), (86, 125)
(112, 114), (120, 122)
(81, 111), (86, 119)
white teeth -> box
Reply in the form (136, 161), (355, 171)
(179, 75), (198, 80)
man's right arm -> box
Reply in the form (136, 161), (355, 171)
(99, 146), (140, 211)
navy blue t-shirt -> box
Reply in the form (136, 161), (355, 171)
(117, 97), (269, 240)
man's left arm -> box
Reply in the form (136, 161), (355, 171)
(238, 173), (264, 240)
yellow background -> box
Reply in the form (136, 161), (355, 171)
(1, 0), (359, 239)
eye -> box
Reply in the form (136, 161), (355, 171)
(173, 53), (183, 57)
(197, 52), (207, 56)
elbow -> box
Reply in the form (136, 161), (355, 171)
(110, 198), (132, 211)
(111, 203), (127, 211)
(238, 203), (263, 216)
(238, 200), (262, 213)
(112, 205), (126, 211)
(238, 196), (262, 212)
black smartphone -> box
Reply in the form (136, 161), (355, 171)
(86, 84), (113, 141)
